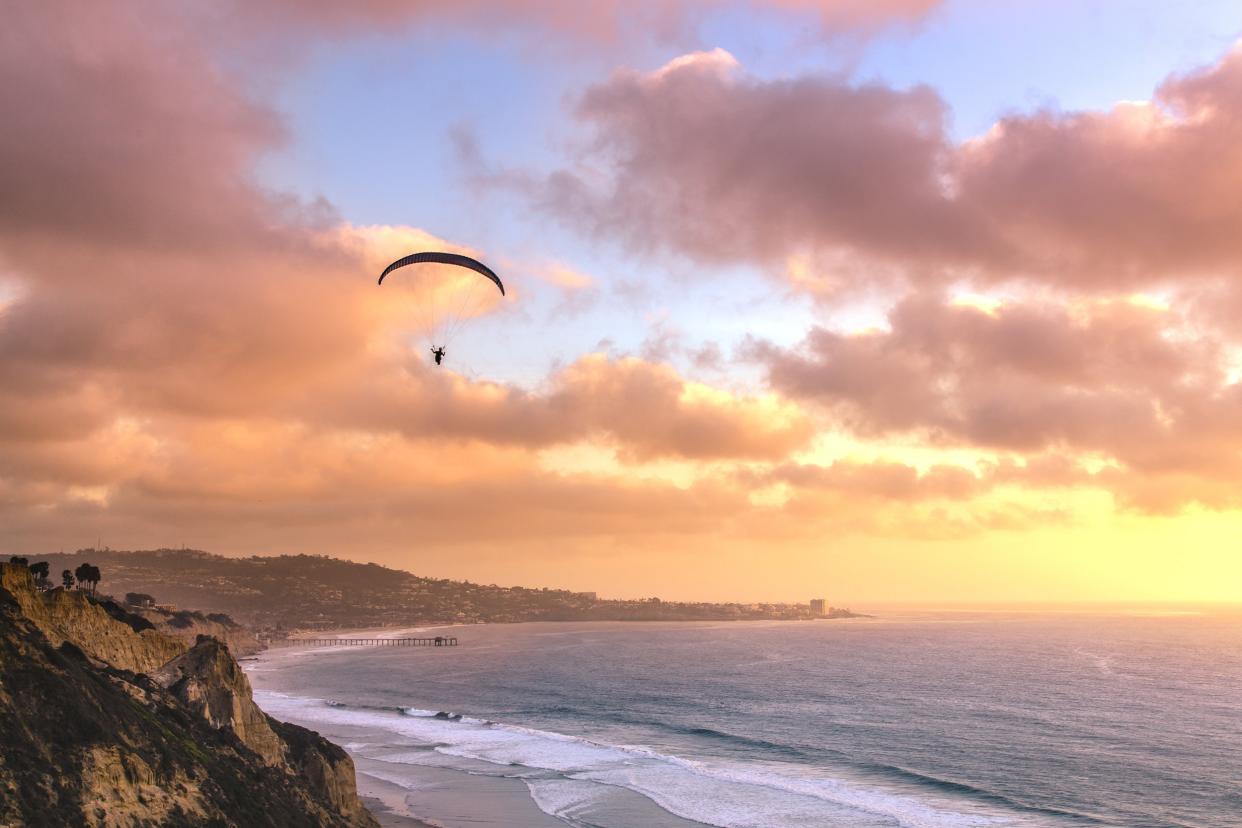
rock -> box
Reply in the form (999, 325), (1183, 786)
(135, 607), (263, 658)
(153, 636), (287, 766)
(0, 563), (379, 827)
(0, 564), (185, 674)
(269, 717), (377, 827)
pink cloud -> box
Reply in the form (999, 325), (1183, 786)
(0, 3), (299, 251)
(540, 49), (975, 271)
(230, 0), (941, 44)
(540, 43), (1242, 290)
(955, 44), (1242, 286)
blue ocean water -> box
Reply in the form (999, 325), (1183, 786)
(248, 614), (1242, 827)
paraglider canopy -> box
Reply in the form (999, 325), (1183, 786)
(378, 251), (504, 294)
(377, 251), (505, 367)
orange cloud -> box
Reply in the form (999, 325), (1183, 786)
(304, 353), (815, 461)
(753, 294), (1242, 511)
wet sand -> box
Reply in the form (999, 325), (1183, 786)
(363, 795), (438, 828)
(351, 753), (712, 828)
(355, 757), (567, 828)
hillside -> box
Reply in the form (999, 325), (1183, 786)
(0, 563), (377, 827)
(36, 549), (858, 632)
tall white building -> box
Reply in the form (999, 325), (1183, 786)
(810, 598), (827, 616)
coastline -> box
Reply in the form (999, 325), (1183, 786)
(250, 624), (582, 828)
(243, 620), (1011, 828)
(244, 620), (936, 828)
(242, 617), (1210, 828)
(244, 623), (716, 828)
(359, 789), (438, 828)
(247, 626), (463, 828)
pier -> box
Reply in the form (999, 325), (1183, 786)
(300, 636), (458, 647)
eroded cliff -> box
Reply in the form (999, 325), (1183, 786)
(0, 565), (185, 674)
(153, 636), (287, 766)
(0, 563), (378, 828)
(136, 607), (262, 658)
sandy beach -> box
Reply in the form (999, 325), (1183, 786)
(246, 626), (708, 828)
(355, 758), (569, 828)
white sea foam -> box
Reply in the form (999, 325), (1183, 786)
(253, 691), (1052, 828)
(524, 778), (612, 828)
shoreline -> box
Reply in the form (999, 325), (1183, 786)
(243, 619), (1101, 828)
(246, 629), (458, 828)
(359, 786), (440, 828)
(361, 796), (438, 828)
(244, 627), (698, 828)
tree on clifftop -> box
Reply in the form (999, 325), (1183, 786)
(62, 570), (74, 589)
(74, 563), (101, 595)
(8, 556), (27, 566)
(28, 561), (50, 589)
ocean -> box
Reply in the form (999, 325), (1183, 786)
(246, 613), (1242, 828)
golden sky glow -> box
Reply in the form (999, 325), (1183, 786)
(4, 2), (1242, 604)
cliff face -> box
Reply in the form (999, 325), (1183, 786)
(0, 564), (378, 828)
(153, 637), (287, 766)
(269, 718), (380, 827)
(0, 565), (185, 674)
(136, 608), (262, 657)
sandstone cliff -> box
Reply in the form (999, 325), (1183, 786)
(0, 565), (185, 674)
(0, 563), (378, 828)
(153, 636), (287, 766)
(136, 608), (262, 658)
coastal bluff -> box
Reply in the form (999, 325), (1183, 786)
(0, 563), (378, 828)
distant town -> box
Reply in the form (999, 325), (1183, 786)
(29, 548), (865, 640)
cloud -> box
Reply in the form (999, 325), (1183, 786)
(539, 49), (972, 274)
(0, 0), (829, 565)
(955, 44), (1242, 286)
(227, 0), (941, 45)
(539, 263), (594, 290)
(765, 459), (983, 501)
(307, 353), (815, 462)
(7, 0), (1242, 604)
(0, 3), (298, 253)
(539, 43), (1242, 290)
(753, 293), (1242, 510)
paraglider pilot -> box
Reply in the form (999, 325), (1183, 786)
(377, 251), (504, 371)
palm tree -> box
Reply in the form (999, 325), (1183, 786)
(73, 563), (101, 595)
(28, 561), (50, 589)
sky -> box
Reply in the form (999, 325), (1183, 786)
(4, 1), (1242, 604)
